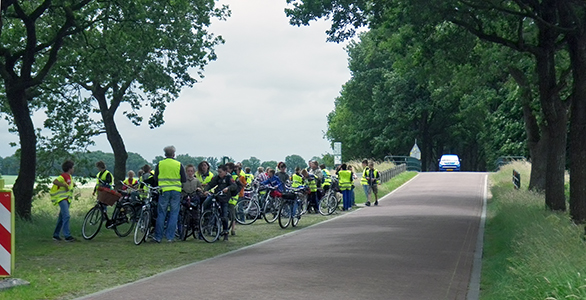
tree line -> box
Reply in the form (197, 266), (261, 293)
(285, 0), (586, 222)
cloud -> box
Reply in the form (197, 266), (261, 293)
(0, 0), (351, 165)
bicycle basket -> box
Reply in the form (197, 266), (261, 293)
(97, 187), (121, 206)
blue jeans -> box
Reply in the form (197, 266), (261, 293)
(350, 186), (355, 206)
(341, 190), (352, 210)
(54, 200), (72, 238)
(155, 190), (181, 241)
(363, 185), (370, 202)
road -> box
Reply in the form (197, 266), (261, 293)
(78, 172), (487, 300)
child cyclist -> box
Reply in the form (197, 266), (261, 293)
(203, 165), (237, 241)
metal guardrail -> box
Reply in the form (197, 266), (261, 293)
(359, 164), (407, 185)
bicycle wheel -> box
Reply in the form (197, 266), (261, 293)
(298, 194), (308, 215)
(179, 209), (193, 241)
(82, 206), (103, 240)
(235, 198), (260, 225)
(113, 203), (137, 237)
(319, 193), (337, 216)
(263, 196), (280, 223)
(134, 209), (150, 245)
(278, 201), (292, 229)
(200, 210), (220, 243)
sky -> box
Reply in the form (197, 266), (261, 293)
(0, 0), (355, 164)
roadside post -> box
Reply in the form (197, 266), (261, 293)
(0, 179), (14, 277)
(512, 170), (521, 189)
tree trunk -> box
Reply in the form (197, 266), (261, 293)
(567, 25), (586, 222)
(93, 89), (128, 190)
(7, 87), (36, 220)
(508, 66), (547, 191)
(535, 10), (567, 211)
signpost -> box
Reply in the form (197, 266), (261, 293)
(0, 186), (13, 277)
(333, 142), (342, 165)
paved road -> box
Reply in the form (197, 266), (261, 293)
(79, 172), (487, 300)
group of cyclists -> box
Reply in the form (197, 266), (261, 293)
(77, 146), (382, 244)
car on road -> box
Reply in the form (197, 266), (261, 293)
(438, 154), (461, 171)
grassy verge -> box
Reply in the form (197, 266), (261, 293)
(3, 171), (417, 300)
(482, 162), (586, 299)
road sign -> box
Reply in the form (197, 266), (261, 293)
(333, 142), (342, 165)
(410, 142), (421, 160)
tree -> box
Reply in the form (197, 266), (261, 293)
(286, 0), (570, 212)
(48, 0), (228, 189)
(261, 161), (278, 170)
(284, 155), (307, 173)
(0, 0), (97, 219)
(241, 156), (261, 172)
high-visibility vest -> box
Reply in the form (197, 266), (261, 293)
(157, 158), (182, 192)
(371, 169), (380, 185)
(229, 173), (239, 205)
(322, 169), (331, 187)
(244, 173), (254, 186)
(124, 178), (137, 186)
(361, 167), (370, 185)
(338, 170), (353, 191)
(50, 174), (74, 205)
(196, 170), (213, 186)
(291, 174), (303, 188)
(308, 174), (317, 192)
(96, 170), (113, 187)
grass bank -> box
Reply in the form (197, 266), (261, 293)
(482, 162), (586, 299)
(3, 171), (417, 299)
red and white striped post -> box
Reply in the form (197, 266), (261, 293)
(0, 187), (14, 277)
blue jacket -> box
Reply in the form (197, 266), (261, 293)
(261, 176), (285, 192)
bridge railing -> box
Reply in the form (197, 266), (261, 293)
(359, 164), (407, 185)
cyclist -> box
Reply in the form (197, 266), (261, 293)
(244, 167), (254, 189)
(276, 162), (290, 186)
(337, 164), (354, 211)
(92, 160), (113, 197)
(203, 164), (237, 241)
(302, 168), (319, 213)
(319, 164), (332, 196)
(196, 161), (214, 189)
(365, 162), (381, 206)
(226, 162), (245, 236)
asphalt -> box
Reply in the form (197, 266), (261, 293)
(77, 172), (487, 300)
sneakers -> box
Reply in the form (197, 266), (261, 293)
(223, 235), (229, 241)
(365, 201), (371, 207)
(64, 236), (76, 242)
(374, 201), (379, 206)
(52, 236), (62, 241)
(231, 230), (236, 236)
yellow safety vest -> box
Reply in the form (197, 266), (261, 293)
(361, 167), (370, 185)
(157, 158), (182, 192)
(338, 170), (353, 191)
(244, 173), (254, 186)
(196, 170), (213, 186)
(291, 173), (303, 188)
(229, 173), (239, 205)
(50, 175), (74, 205)
(308, 175), (317, 192)
(322, 169), (331, 187)
(96, 170), (113, 188)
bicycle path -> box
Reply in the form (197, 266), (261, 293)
(78, 172), (487, 300)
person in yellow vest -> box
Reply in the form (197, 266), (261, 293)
(196, 161), (213, 189)
(123, 170), (139, 190)
(153, 146), (187, 243)
(365, 162), (381, 206)
(337, 163), (353, 211)
(319, 164), (332, 193)
(51, 160), (76, 242)
(92, 160), (113, 197)
(361, 160), (371, 205)
(244, 167), (254, 189)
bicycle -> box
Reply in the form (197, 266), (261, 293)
(177, 193), (202, 241)
(82, 186), (140, 240)
(261, 186), (282, 224)
(133, 184), (160, 245)
(319, 177), (341, 216)
(278, 186), (306, 229)
(199, 191), (227, 243)
(235, 183), (262, 225)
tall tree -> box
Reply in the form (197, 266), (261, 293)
(0, 0), (96, 219)
(49, 0), (229, 188)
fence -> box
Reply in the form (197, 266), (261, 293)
(359, 164), (407, 185)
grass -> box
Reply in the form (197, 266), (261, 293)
(481, 161), (586, 299)
(2, 171), (418, 300)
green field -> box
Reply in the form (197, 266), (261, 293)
(0, 175), (17, 186)
(1, 171), (418, 299)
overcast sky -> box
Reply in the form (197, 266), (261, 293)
(0, 0), (353, 164)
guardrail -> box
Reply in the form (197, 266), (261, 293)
(359, 164), (407, 185)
